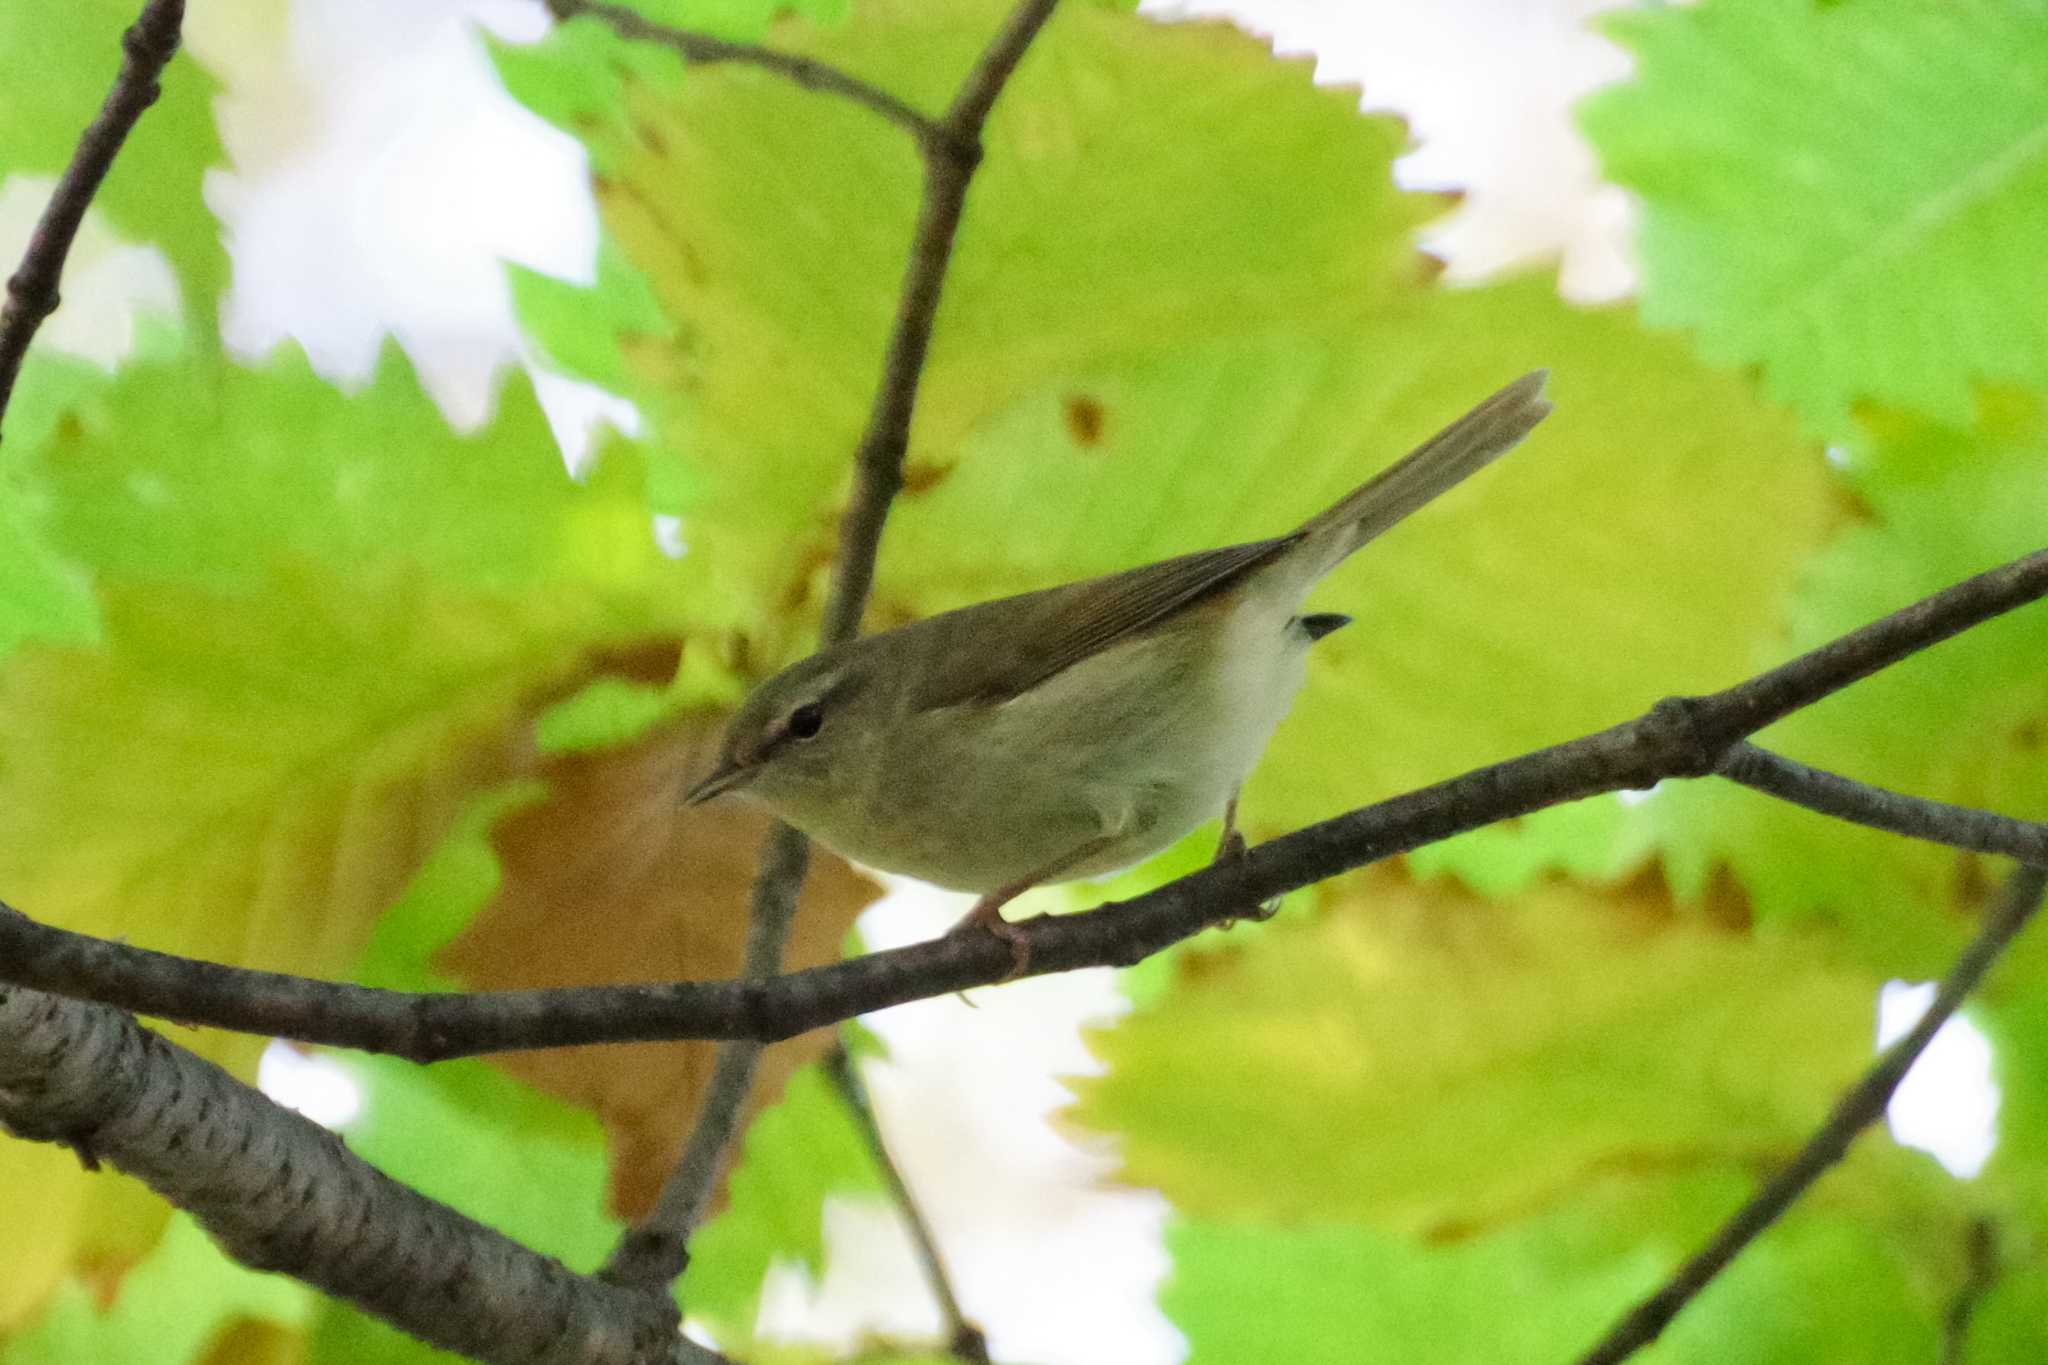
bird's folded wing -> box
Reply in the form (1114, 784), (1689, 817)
(914, 538), (1297, 710)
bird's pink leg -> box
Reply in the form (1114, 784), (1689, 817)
(950, 834), (1118, 980)
(1213, 786), (1279, 923)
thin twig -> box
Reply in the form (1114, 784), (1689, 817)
(544, 0), (939, 144)
(598, 0), (1063, 1294)
(1574, 864), (2048, 1365)
(1939, 1218), (1999, 1365)
(602, 825), (809, 1287)
(1718, 744), (2048, 861)
(826, 1041), (989, 1364)
(0, 983), (703, 1365)
(4, 546), (2046, 1057)
(816, 0), (1063, 645)
(0, 0), (184, 444)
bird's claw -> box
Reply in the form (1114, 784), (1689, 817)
(1214, 828), (1281, 925)
(950, 898), (1033, 981)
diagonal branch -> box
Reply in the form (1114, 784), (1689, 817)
(815, 0), (1063, 646)
(0, 983), (711, 1365)
(600, 0), (1063, 1294)
(543, 0), (938, 144)
(0, 0), (184, 444)
(826, 1041), (989, 1363)
(1939, 1217), (2000, 1365)
(1573, 862), (2048, 1365)
(4, 545), (2047, 1058)
(601, 822), (810, 1286)
(1717, 742), (2048, 861)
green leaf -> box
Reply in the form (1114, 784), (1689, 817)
(490, 0), (822, 190)
(0, 562), (623, 978)
(684, 1062), (886, 1347)
(1167, 1187), (1950, 1365)
(300, 1055), (618, 1365)
(881, 275), (1840, 879)
(1964, 1256), (2048, 1364)
(0, 0), (228, 328)
(1977, 976), (2048, 1235)
(1648, 395), (2048, 975)
(1582, 0), (2048, 435)
(2, 348), (127, 471)
(1650, 1209), (1944, 1364)
(533, 675), (686, 753)
(351, 781), (548, 996)
(1072, 874), (1882, 1234)
(0, 344), (688, 982)
(0, 341), (693, 1313)
(1, 1215), (308, 1365)
(32, 343), (666, 595)
(1165, 1217), (1660, 1365)
(0, 455), (96, 658)
(507, 244), (673, 397)
(512, 0), (1434, 631)
(0, 290), (179, 664)
(349, 1054), (619, 1261)
(0, 1147), (169, 1335)
(513, 0), (1839, 915)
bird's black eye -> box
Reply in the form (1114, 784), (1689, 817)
(787, 702), (825, 740)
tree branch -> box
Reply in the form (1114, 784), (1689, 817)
(1939, 1217), (1999, 1365)
(0, 0), (183, 444)
(815, 0), (1062, 646)
(543, 0), (938, 143)
(1718, 743), (2048, 861)
(595, 0), (1063, 1294)
(826, 1041), (989, 1364)
(4, 546), (2046, 1058)
(1574, 863), (2048, 1365)
(0, 982), (710, 1365)
(601, 825), (809, 1287)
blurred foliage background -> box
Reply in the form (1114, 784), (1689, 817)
(1, 0), (2045, 1361)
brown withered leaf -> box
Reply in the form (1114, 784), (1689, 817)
(436, 714), (880, 1219)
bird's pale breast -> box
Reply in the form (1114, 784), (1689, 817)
(826, 593), (1316, 892)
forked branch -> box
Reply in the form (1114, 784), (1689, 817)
(544, 0), (937, 143)
(598, 0), (1063, 1294)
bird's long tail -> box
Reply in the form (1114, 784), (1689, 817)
(1288, 369), (1551, 585)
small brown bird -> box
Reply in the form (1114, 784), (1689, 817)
(689, 371), (1551, 962)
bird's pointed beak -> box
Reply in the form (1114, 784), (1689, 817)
(683, 757), (757, 806)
